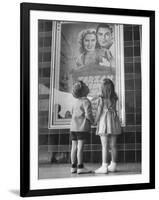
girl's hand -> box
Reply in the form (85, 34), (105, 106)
(90, 95), (101, 102)
(90, 96), (98, 101)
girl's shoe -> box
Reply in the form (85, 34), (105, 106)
(108, 161), (117, 172)
(95, 164), (108, 174)
(71, 167), (77, 173)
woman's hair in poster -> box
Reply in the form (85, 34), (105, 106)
(78, 28), (97, 53)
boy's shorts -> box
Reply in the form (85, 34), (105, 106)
(70, 132), (88, 141)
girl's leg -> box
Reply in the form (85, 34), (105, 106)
(95, 135), (109, 173)
(71, 140), (77, 173)
(110, 135), (117, 162)
(108, 135), (117, 172)
(100, 135), (109, 164)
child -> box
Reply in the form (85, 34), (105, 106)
(94, 78), (121, 174)
(70, 80), (94, 174)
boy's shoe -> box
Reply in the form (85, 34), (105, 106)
(71, 167), (77, 173)
(108, 161), (117, 172)
(77, 167), (92, 174)
(95, 164), (108, 174)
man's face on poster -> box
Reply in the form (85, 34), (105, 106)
(97, 27), (112, 48)
(83, 33), (96, 52)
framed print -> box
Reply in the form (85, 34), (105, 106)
(20, 2), (155, 197)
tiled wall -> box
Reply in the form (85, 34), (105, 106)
(38, 21), (141, 164)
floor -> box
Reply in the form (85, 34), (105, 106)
(38, 163), (141, 179)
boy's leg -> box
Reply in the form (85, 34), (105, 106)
(71, 140), (77, 164)
(71, 140), (77, 173)
(77, 139), (84, 166)
(77, 139), (92, 174)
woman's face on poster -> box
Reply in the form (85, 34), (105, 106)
(97, 27), (112, 48)
(83, 33), (96, 52)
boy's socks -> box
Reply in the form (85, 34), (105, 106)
(71, 163), (77, 173)
(77, 164), (84, 169)
(72, 163), (77, 168)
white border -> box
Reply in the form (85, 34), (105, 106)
(30, 11), (150, 190)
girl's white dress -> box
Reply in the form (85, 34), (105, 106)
(96, 98), (121, 135)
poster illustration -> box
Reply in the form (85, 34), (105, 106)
(49, 21), (125, 128)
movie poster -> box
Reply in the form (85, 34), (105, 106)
(49, 21), (125, 128)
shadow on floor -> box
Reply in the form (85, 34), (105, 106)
(9, 190), (19, 196)
(39, 163), (141, 179)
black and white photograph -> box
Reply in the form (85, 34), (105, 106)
(42, 20), (131, 178)
(20, 2), (155, 197)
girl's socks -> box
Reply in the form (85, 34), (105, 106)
(95, 163), (108, 174)
(108, 161), (117, 172)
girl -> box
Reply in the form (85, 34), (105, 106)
(94, 78), (121, 174)
(70, 80), (94, 174)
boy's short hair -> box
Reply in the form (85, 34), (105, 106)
(72, 81), (85, 98)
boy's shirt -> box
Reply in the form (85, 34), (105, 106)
(70, 97), (94, 132)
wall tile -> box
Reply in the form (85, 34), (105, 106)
(136, 114), (141, 125)
(126, 114), (135, 125)
(134, 62), (141, 73)
(117, 151), (125, 162)
(125, 151), (135, 162)
(92, 132), (101, 144)
(48, 134), (59, 145)
(39, 68), (50, 78)
(117, 134), (124, 144)
(39, 135), (48, 145)
(125, 79), (135, 90)
(136, 132), (141, 143)
(44, 21), (52, 31)
(134, 46), (141, 56)
(125, 63), (134, 73)
(133, 26), (140, 40)
(135, 78), (141, 90)
(124, 47), (133, 57)
(124, 25), (133, 31)
(136, 150), (141, 162)
(135, 91), (141, 111)
(59, 134), (69, 145)
(125, 132), (135, 144)
(125, 91), (135, 113)
(124, 31), (133, 41)
(38, 20), (44, 32)
(83, 152), (91, 163)
(91, 151), (101, 163)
